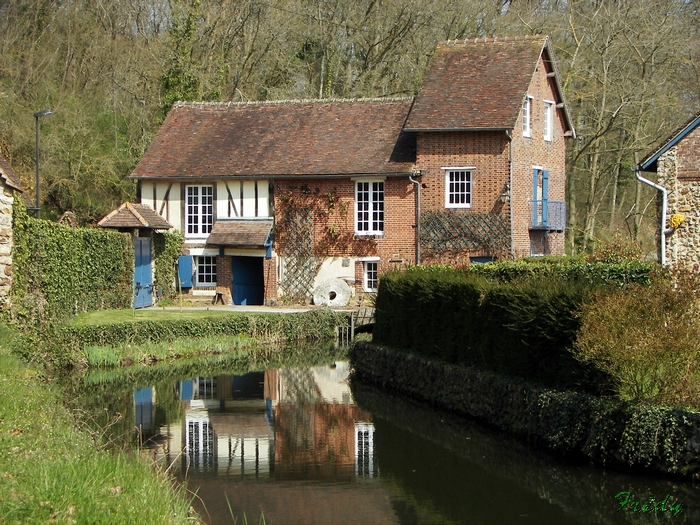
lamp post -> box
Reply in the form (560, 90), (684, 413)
(33, 109), (53, 218)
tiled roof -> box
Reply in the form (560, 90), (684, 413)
(207, 219), (273, 247)
(97, 202), (173, 230)
(405, 36), (564, 131)
(0, 152), (24, 192)
(131, 99), (416, 180)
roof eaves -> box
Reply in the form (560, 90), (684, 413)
(541, 37), (576, 139)
(638, 111), (700, 172)
(403, 127), (512, 133)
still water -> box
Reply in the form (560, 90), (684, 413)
(65, 343), (699, 525)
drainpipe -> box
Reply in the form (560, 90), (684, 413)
(506, 130), (515, 258)
(633, 168), (671, 266)
(409, 171), (422, 266)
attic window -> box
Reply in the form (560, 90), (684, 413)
(186, 185), (213, 238)
(544, 100), (554, 142)
(523, 96), (533, 138)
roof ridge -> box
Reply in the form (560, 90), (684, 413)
(441, 35), (547, 47)
(173, 97), (414, 108)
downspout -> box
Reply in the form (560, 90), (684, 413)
(633, 168), (671, 266)
(409, 171), (422, 266)
(506, 130), (515, 258)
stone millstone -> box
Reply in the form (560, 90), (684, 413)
(313, 278), (352, 307)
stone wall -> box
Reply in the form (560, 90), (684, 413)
(0, 180), (13, 307)
(657, 126), (700, 269)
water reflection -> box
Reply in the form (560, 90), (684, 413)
(65, 348), (700, 525)
(155, 364), (377, 485)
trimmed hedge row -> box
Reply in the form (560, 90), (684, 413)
(373, 266), (612, 392)
(11, 200), (133, 324)
(351, 341), (700, 479)
(17, 309), (349, 366)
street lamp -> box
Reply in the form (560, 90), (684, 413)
(33, 109), (53, 218)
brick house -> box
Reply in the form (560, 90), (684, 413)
(0, 152), (24, 308)
(636, 111), (700, 269)
(131, 36), (574, 305)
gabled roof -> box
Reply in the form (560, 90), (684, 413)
(405, 36), (574, 135)
(98, 202), (173, 230)
(131, 99), (416, 180)
(638, 111), (700, 172)
(0, 152), (24, 192)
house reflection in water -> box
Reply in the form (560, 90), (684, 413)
(155, 362), (377, 481)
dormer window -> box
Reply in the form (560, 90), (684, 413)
(522, 96), (533, 138)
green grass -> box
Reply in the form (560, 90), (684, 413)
(72, 307), (242, 326)
(0, 323), (197, 524)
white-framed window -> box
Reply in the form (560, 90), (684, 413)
(544, 100), (554, 142)
(364, 261), (379, 292)
(186, 185), (214, 237)
(355, 180), (384, 235)
(195, 256), (217, 286)
(444, 168), (473, 208)
(522, 96), (533, 137)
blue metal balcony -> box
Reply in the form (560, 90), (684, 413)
(529, 200), (566, 232)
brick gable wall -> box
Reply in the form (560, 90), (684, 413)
(0, 181), (13, 307)
(510, 54), (567, 258)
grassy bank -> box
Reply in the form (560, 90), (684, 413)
(15, 308), (349, 368)
(0, 323), (196, 524)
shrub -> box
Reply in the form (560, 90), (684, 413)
(572, 268), (700, 408)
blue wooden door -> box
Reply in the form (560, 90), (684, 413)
(232, 256), (264, 305)
(133, 237), (153, 309)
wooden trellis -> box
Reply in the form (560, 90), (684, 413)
(421, 211), (510, 256)
(278, 207), (321, 300)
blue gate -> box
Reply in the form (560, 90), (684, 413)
(232, 256), (264, 305)
(133, 237), (153, 309)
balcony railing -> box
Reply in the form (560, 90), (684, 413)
(529, 200), (566, 232)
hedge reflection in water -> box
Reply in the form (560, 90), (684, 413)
(62, 341), (699, 525)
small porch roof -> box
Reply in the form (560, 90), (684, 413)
(207, 219), (274, 248)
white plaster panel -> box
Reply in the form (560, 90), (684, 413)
(242, 181), (256, 217)
(141, 181), (155, 209)
(257, 181), (270, 217)
(313, 257), (357, 290)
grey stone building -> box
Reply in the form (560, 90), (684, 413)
(636, 111), (700, 269)
(0, 153), (24, 308)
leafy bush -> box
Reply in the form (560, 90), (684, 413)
(572, 269), (700, 408)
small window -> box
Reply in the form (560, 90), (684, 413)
(522, 96), (533, 137)
(364, 261), (378, 292)
(355, 180), (384, 235)
(544, 101), (554, 142)
(445, 169), (472, 208)
(195, 256), (217, 286)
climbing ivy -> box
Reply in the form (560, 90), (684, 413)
(153, 230), (184, 299)
(11, 199), (133, 326)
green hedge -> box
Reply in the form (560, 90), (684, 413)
(16, 309), (349, 366)
(373, 261), (658, 392)
(153, 231), (184, 300)
(11, 200), (133, 325)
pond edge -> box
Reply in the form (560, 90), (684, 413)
(350, 341), (700, 480)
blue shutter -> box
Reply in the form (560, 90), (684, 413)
(542, 170), (549, 226)
(178, 255), (193, 288)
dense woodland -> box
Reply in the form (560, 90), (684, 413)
(1, 0), (699, 254)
